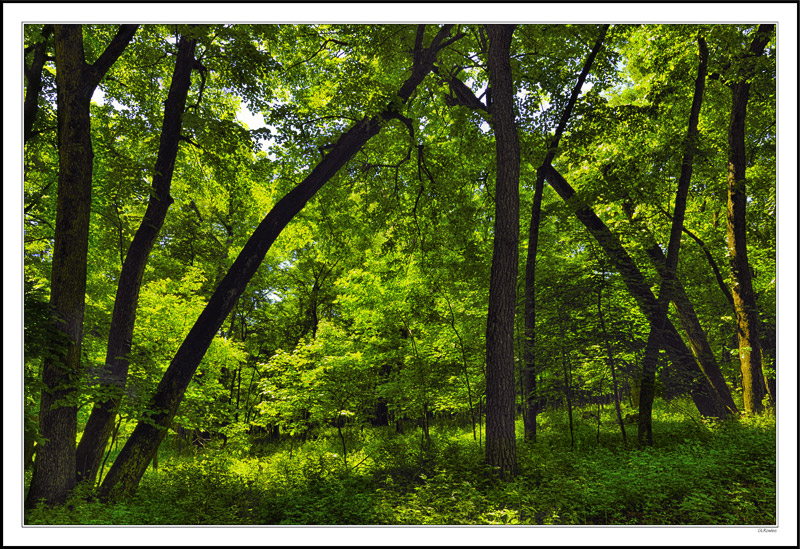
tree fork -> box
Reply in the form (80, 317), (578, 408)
(620, 205), (739, 416)
(25, 24), (138, 509)
(541, 164), (727, 419)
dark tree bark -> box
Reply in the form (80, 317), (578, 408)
(25, 24), (138, 509)
(74, 34), (198, 486)
(725, 24), (774, 414)
(24, 25), (53, 144)
(639, 36), (709, 445)
(98, 25), (461, 501)
(522, 24), (609, 441)
(484, 24), (519, 479)
(541, 164), (727, 419)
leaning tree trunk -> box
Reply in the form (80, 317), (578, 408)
(540, 164), (728, 419)
(98, 25), (461, 501)
(484, 24), (520, 479)
(522, 24), (609, 442)
(624, 214), (739, 415)
(74, 33), (198, 487)
(726, 24), (774, 414)
(25, 24), (138, 509)
(638, 35), (708, 445)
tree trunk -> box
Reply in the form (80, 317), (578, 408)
(598, 280), (627, 445)
(541, 164), (727, 419)
(26, 24), (138, 510)
(75, 33), (197, 487)
(726, 25), (773, 414)
(522, 25), (609, 442)
(522, 168), (544, 443)
(97, 25), (460, 501)
(484, 24), (519, 479)
(639, 35), (708, 445)
(562, 347), (575, 450)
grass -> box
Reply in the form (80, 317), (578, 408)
(24, 398), (776, 525)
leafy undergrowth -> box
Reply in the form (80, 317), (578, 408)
(25, 401), (776, 525)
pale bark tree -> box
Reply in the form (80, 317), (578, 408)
(725, 24), (774, 414)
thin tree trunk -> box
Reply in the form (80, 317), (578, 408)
(523, 25), (609, 442)
(234, 364), (243, 422)
(484, 24), (519, 479)
(561, 347), (575, 451)
(97, 25), (461, 501)
(639, 35), (708, 445)
(26, 24), (138, 510)
(726, 25), (773, 414)
(75, 32), (197, 487)
(97, 414), (123, 487)
(151, 442), (159, 471)
(598, 278), (627, 445)
(442, 294), (477, 441)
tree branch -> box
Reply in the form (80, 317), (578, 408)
(656, 204), (735, 307)
(544, 24), (609, 165)
(87, 24), (140, 89)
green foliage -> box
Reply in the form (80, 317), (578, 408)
(26, 407), (775, 525)
(23, 23), (776, 526)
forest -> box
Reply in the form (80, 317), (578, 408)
(13, 16), (791, 537)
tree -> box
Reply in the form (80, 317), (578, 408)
(74, 31), (199, 485)
(484, 24), (519, 478)
(540, 163), (728, 418)
(26, 24), (139, 509)
(522, 24), (609, 441)
(620, 205), (739, 416)
(724, 24), (774, 414)
(23, 25), (54, 145)
(21, 24), (776, 513)
(637, 34), (709, 445)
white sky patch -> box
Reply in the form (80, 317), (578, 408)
(91, 87), (129, 113)
(236, 103), (277, 156)
(92, 87), (106, 105)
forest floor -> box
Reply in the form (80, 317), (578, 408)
(24, 398), (776, 526)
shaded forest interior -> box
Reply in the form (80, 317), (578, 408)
(22, 23), (778, 525)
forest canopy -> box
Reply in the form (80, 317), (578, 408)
(6, 3), (798, 545)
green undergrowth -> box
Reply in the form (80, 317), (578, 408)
(25, 400), (776, 525)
